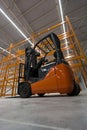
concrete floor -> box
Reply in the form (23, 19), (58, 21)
(0, 90), (87, 130)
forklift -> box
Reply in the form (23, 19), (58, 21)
(18, 33), (80, 98)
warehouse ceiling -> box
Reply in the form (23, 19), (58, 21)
(0, 0), (87, 55)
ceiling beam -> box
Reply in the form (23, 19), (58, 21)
(18, 0), (45, 19)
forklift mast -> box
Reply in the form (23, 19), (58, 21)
(24, 46), (40, 81)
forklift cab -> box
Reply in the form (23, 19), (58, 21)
(18, 33), (80, 98)
(24, 33), (65, 82)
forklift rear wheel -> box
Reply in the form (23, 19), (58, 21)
(68, 82), (80, 96)
(18, 82), (31, 98)
(38, 94), (45, 97)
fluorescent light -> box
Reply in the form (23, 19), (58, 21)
(0, 8), (33, 46)
(58, 0), (69, 55)
(0, 46), (16, 57)
(58, 0), (66, 32)
(0, 46), (24, 62)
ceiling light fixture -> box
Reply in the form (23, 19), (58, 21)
(58, 0), (66, 34)
(0, 46), (24, 62)
(0, 46), (15, 57)
(0, 8), (33, 46)
(58, 0), (69, 55)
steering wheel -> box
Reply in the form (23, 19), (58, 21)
(40, 56), (48, 64)
(35, 55), (48, 69)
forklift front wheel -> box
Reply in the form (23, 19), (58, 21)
(18, 82), (32, 98)
(67, 82), (80, 96)
(38, 93), (45, 97)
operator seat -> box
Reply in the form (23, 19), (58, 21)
(53, 50), (64, 60)
(53, 50), (69, 65)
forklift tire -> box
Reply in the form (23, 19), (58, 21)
(18, 82), (31, 98)
(67, 82), (80, 96)
(38, 94), (45, 97)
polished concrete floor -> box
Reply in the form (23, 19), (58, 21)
(0, 90), (87, 130)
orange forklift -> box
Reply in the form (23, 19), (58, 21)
(18, 33), (80, 98)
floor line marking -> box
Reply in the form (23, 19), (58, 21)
(0, 118), (71, 130)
